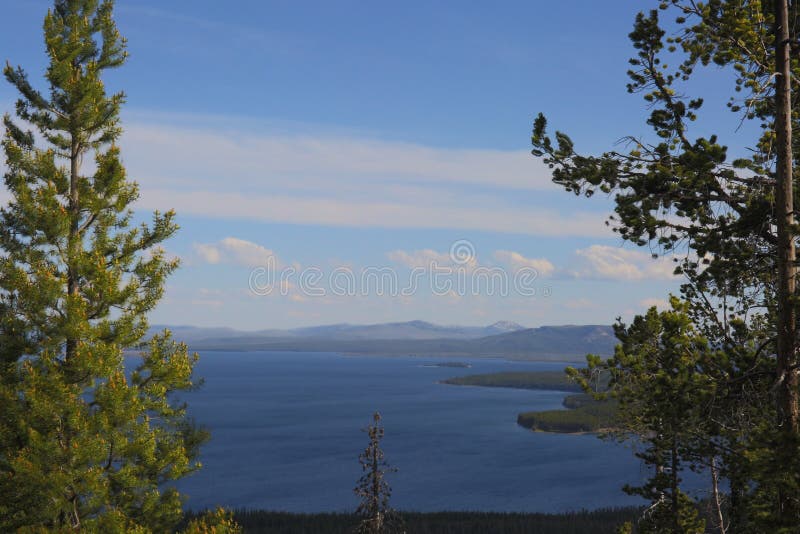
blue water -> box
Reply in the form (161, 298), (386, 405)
(172, 351), (650, 513)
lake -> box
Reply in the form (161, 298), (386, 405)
(173, 351), (651, 513)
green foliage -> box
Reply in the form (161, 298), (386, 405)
(532, 1), (800, 530)
(570, 300), (711, 533)
(181, 508), (242, 534)
(442, 370), (583, 391)
(223, 508), (643, 534)
(444, 369), (617, 433)
(0, 1), (208, 530)
(561, 393), (597, 409)
(517, 397), (617, 434)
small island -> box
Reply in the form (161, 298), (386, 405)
(422, 361), (472, 368)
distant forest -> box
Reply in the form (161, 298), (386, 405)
(187, 508), (643, 534)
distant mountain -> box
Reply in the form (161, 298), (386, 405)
(473, 325), (616, 360)
(291, 320), (454, 340)
(290, 320), (526, 340)
(483, 321), (527, 336)
(151, 321), (614, 362)
(150, 320), (527, 343)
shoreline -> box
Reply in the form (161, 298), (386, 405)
(127, 346), (587, 365)
(437, 371), (617, 435)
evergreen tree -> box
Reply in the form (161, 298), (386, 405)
(0, 1), (215, 530)
(354, 412), (404, 534)
(532, 1), (800, 530)
(182, 508), (242, 534)
(573, 300), (710, 533)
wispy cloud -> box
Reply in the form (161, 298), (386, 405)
(386, 249), (460, 269)
(640, 297), (670, 309)
(193, 237), (279, 268)
(493, 250), (555, 277)
(122, 122), (557, 192)
(139, 189), (610, 237)
(0, 113), (613, 238)
(117, 117), (613, 238)
(568, 245), (679, 281)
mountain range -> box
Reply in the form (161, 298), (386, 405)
(148, 321), (616, 362)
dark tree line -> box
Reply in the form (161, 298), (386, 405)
(211, 508), (643, 534)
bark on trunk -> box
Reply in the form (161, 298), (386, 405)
(774, 0), (800, 522)
(66, 135), (80, 361)
(710, 457), (727, 534)
(774, 0), (799, 433)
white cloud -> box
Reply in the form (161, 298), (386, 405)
(138, 189), (611, 238)
(193, 237), (279, 268)
(386, 244), (488, 272)
(569, 245), (678, 281)
(194, 244), (221, 264)
(115, 116), (614, 238)
(122, 121), (558, 193)
(493, 250), (555, 277)
(640, 298), (670, 309)
(387, 249), (460, 269)
(1, 115), (614, 238)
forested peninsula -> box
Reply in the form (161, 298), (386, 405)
(442, 371), (617, 434)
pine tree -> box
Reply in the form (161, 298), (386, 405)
(572, 300), (710, 533)
(354, 412), (404, 534)
(0, 1), (210, 530)
(182, 508), (243, 534)
(532, 1), (800, 529)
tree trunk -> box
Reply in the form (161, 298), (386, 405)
(373, 447), (379, 521)
(774, 0), (798, 432)
(66, 135), (80, 362)
(773, 0), (799, 522)
(710, 457), (727, 534)
(671, 440), (680, 533)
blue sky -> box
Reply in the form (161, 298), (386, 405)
(1, 1), (750, 329)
